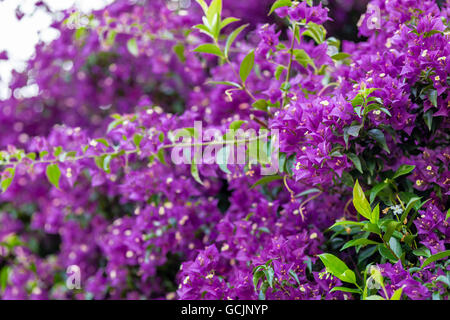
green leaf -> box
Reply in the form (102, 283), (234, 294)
(155, 149), (167, 166)
(216, 146), (231, 174)
(423, 109), (433, 131)
(369, 182), (388, 203)
(127, 38), (139, 57)
(205, 0), (222, 39)
(190, 162), (204, 185)
(264, 268), (275, 287)
(302, 22), (326, 44)
(293, 49), (316, 69)
(133, 134), (143, 148)
(173, 43), (186, 62)
(195, 0), (208, 14)
(297, 188), (321, 197)
(107, 118), (125, 133)
(101, 155), (112, 173)
(389, 237), (402, 258)
(392, 165), (415, 179)
(193, 44), (223, 57)
(259, 281), (269, 300)
(289, 269), (300, 286)
(229, 120), (246, 130)
(1, 167), (15, 193)
(239, 50), (255, 83)
(220, 17), (239, 30)
(268, 0), (292, 15)
(225, 24), (248, 57)
(368, 129), (390, 153)
(252, 99), (269, 111)
(329, 286), (360, 294)
(329, 220), (365, 229)
(318, 253), (356, 284)
(341, 238), (380, 251)
(382, 220), (401, 242)
(421, 250), (450, 269)
(378, 244), (397, 262)
(194, 24), (214, 38)
(331, 53), (351, 61)
(250, 175), (282, 189)
(343, 124), (362, 148)
(274, 65), (285, 80)
(412, 247), (431, 258)
(346, 124), (362, 137)
(400, 197), (421, 223)
(0, 266), (10, 292)
(363, 223), (381, 235)
(353, 180), (371, 220)
(253, 269), (264, 291)
(371, 203), (380, 225)
(347, 153), (363, 173)
(46, 164), (61, 189)
(357, 246), (378, 264)
(206, 0), (222, 24)
(446, 209), (450, 221)
(207, 80), (241, 88)
(428, 89), (437, 107)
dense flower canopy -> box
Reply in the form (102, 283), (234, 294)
(0, 0), (448, 300)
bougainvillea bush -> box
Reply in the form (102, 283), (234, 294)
(0, 0), (449, 300)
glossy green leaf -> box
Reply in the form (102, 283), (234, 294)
(369, 182), (388, 203)
(302, 22), (326, 44)
(421, 250), (450, 269)
(207, 80), (241, 88)
(268, 0), (292, 15)
(216, 146), (231, 174)
(195, 0), (208, 14)
(1, 167), (15, 193)
(190, 162), (204, 185)
(173, 43), (186, 62)
(193, 44), (223, 57)
(293, 49), (316, 69)
(220, 17), (239, 30)
(239, 50), (255, 83)
(341, 238), (380, 251)
(368, 129), (390, 153)
(347, 153), (363, 173)
(229, 120), (246, 130)
(382, 220), (401, 242)
(0, 266), (10, 292)
(392, 165), (415, 179)
(252, 99), (269, 111)
(331, 53), (351, 61)
(400, 197), (421, 223)
(250, 175), (282, 189)
(46, 164), (61, 189)
(329, 220), (365, 229)
(412, 247), (431, 258)
(353, 180), (371, 220)
(127, 38), (139, 57)
(318, 253), (356, 284)
(225, 24), (248, 57)
(155, 149), (167, 166)
(297, 188), (321, 197)
(264, 267), (275, 288)
(371, 203), (380, 225)
(329, 286), (360, 294)
(363, 222), (381, 235)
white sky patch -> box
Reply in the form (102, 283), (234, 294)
(0, 0), (113, 99)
